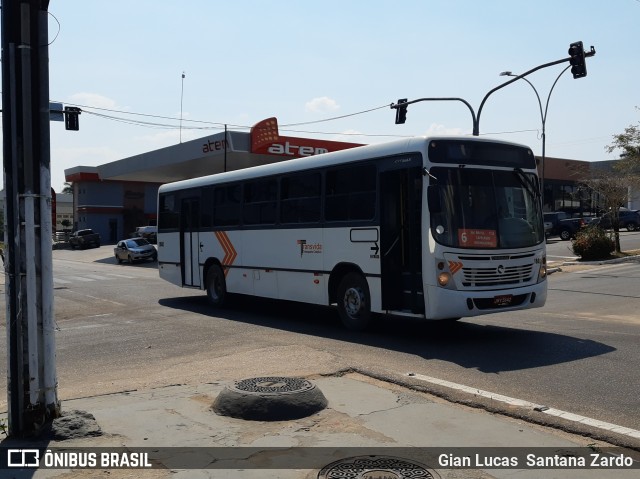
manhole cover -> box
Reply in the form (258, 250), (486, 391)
(318, 455), (439, 479)
(212, 376), (327, 421)
(233, 377), (315, 394)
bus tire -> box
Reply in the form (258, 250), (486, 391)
(206, 264), (227, 307)
(337, 272), (371, 331)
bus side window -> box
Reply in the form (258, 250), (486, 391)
(243, 178), (278, 225)
(159, 193), (179, 230)
(201, 187), (214, 228)
(281, 172), (321, 224)
(214, 184), (241, 227)
(325, 164), (376, 221)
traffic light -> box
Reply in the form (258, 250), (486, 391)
(395, 98), (408, 124)
(568, 41), (587, 79)
(64, 106), (81, 131)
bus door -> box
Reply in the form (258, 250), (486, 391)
(379, 165), (424, 313)
(180, 198), (201, 287)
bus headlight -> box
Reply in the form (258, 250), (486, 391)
(538, 255), (547, 281)
(538, 265), (547, 280)
(437, 272), (451, 287)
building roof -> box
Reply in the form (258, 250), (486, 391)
(65, 117), (364, 185)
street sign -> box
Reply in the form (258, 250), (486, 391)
(49, 102), (64, 122)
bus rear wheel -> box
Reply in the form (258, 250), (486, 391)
(206, 264), (227, 307)
(337, 272), (371, 331)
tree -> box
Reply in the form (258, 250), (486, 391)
(581, 171), (634, 253)
(62, 182), (73, 194)
(606, 110), (640, 175)
(594, 112), (640, 253)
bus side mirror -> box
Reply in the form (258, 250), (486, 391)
(427, 186), (442, 213)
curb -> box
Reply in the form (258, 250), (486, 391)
(547, 254), (640, 274)
(561, 254), (640, 266)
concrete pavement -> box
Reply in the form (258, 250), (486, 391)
(2, 371), (639, 478)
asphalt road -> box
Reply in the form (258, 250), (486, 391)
(0, 245), (639, 443)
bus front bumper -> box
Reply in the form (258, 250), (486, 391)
(424, 281), (547, 320)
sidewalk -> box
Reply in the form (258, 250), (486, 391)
(1, 371), (639, 479)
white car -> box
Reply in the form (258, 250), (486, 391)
(135, 225), (157, 243)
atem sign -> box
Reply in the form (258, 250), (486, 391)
(250, 117), (363, 158)
(202, 138), (231, 153)
(267, 141), (328, 156)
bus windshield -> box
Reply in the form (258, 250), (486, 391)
(429, 167), (544, 249)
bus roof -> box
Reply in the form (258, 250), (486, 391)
(158, 135), (530, 194)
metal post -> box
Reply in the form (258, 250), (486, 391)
(1, 0), (59, 437)
(500, 65), (570, 206)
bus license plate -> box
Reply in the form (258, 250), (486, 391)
(493, 294), (513, 307)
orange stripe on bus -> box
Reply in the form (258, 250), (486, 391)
(214, 231), (237, 276)
(448, 260), (463, 275)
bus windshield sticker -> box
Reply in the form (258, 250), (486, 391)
(458, 229), (497, 248)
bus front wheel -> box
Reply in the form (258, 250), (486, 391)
(337, 272), (371, 331)
(206, 264), (227, 307)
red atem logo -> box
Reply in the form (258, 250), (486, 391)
(268, 142), (328, 156)
(250, 117), (363, 157)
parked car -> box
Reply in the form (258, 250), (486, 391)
(591, 210), (640, 232)
(543, 212), (586, 241)
(135, 225), (157, 243)
(69, 229), (101, 249)
(543, 220), (553, 236)
(114, 238), (157, 263)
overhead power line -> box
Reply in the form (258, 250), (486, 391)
(55, 100), (566, 141)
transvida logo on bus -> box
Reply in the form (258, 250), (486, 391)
(297, 240), (323, 257)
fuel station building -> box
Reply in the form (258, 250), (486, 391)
(64, 118), (363, 242)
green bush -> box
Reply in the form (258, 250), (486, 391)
(570, 226), (615, 260)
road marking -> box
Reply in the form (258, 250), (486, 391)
(407, 372), (640, 440)
(53, 273), (136, 284)
(80, 294), (125, 306)
(83, 274), (111, 280)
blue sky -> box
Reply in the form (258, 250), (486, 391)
(2, 0), (639, 191)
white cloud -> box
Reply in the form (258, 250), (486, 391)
(67, 92), (122, 110)
(53, 145), (120, 166)
(331, 129), (367, 143)
(424, 123), (467, 136)
(305, 96), (340, 113)
(135, 129), (188, 147)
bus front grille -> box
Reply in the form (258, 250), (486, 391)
(461, 264), (533, 287)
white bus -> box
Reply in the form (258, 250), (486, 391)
(157, 136), (547, 330)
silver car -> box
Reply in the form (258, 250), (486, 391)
(114, 238), (157, 264)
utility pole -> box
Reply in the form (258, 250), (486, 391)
(1, 0), (60, 436)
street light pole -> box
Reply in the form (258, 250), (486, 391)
(499, 65), (571, 208)
(180, 72), (185, 143)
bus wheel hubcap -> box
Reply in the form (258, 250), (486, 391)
(345, 288), (363, 317)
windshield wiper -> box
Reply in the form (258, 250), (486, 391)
(513, 168), (540, 200)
